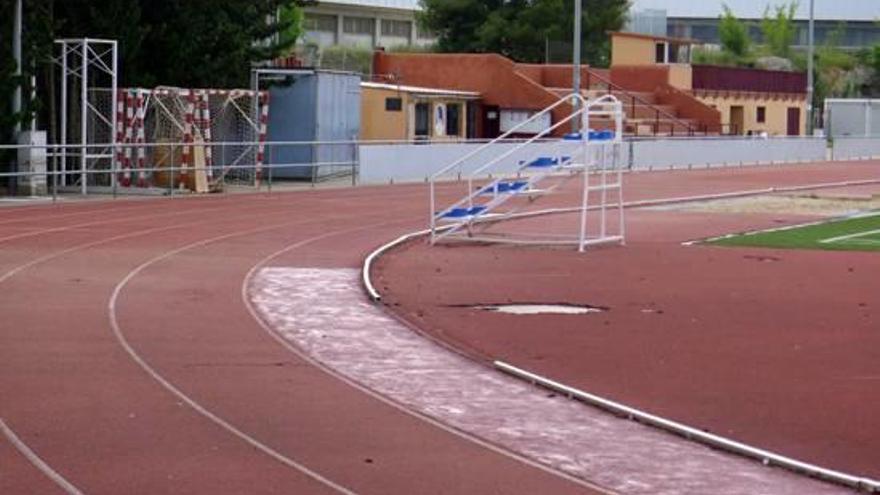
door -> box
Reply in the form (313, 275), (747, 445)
(787, 107), (801, 136)
(482, 105), (501, 139)
(729, 106), (745, 135)
(466, 101), (478, 139)
(414, 102), (430, 140)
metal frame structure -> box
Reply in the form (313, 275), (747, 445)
(54, 38), (118, 195)
(428, 93), (625, 252)
(824, 98), (880, 138)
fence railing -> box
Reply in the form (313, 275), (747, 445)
(0, 135), (877, 199)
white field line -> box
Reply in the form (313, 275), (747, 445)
(107, 215), (375, 495)
(0, 418), (85, 495)
(687, 211), (880, 246)
(820, 228), (880, 244)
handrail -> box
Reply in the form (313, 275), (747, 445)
(431, 95), (622, 226)
(429, 111), (586, 224)
(428, 92), (588, 239)
(430, 94), (623, 244)
(428, 93), (587, 181)
(466, 94), (620, 183)
(586, 70), (699, 136)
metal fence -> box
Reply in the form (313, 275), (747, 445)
(824, 99), (880, 138)
(1, 135), (877, 199)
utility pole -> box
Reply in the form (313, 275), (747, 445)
(806, 0), (815, 135)
(572, 0), (582, 133)
(13, 0), (23, 136)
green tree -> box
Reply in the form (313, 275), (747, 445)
(419, 0), (630, 67)
(1, 0), (306, 144)
(760, 2), (798, 59)
(858, 43), (880, 96)
(718, 4), (750, 59)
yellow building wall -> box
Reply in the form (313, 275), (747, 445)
(421, 99), (468, 142)
(668, 64), (692, 90)
(611, 36), (655, 66)
(696, 93), (807, 136)
(361, 86), (471, 141)
(361, 87), (410, 141)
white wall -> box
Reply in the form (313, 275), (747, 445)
(357, 137), (829, 184)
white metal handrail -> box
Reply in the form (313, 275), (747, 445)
(427, 93), (587, 182)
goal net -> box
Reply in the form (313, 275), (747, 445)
(111, 87), (270, 191)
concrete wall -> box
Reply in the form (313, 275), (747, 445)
(357, 136), (828, 184)
(611, 35), (656, 66)
(358, 140), (579, 183)
(627, 136), (825, 170)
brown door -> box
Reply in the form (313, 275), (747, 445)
(787, 107), (801, 136)
(729, 106), (745, 135)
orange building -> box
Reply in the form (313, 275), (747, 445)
(369, 31), (807, 138)
(609, 31), (807, 136)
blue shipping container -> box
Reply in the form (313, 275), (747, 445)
(266, 70), (361, 180)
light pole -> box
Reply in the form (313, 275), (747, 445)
(13, 0), (22, 136)
(806, 0), (815, 135)
(572, 0), (582, 133)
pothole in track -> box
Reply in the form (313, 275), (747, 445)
(470, 303), (607, 315)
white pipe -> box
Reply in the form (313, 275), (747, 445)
(495, 360), (880, 492)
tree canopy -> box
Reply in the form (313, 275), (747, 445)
(1, 0), (308, 143)
(760, 2), (798, 59)
(418, 0), (630, 67)
(718, 4), (750, 59)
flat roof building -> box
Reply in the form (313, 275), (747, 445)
(301, 0), (435, 49)
(628, 0), (880, 49)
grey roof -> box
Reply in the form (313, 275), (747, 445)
(630, 0), (879, 21)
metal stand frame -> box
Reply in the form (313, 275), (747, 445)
(54, 38), (118, 195)
(429, 94), (626, 251)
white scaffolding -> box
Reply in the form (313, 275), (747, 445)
(54, 38), (118, 194)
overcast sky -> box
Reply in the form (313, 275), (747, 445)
(629, 0), (879, 21)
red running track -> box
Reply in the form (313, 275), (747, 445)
(376, 162), (880, 481)
(0, 186), (603, 494)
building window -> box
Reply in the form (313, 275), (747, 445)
(343, 17), (374, 35)
(446, 103), (461, 136)
(655, 42), (667, 63)
(757, 106), (766, 123)
(381, 19), (411, 38)
(385, 97), (402, 112)
(304, 14), (336, 32)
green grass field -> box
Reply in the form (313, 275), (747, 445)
(710, 212), (880, 252)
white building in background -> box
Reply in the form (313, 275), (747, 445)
(628, 0), (880, 49)
(301, 0), (435, 49)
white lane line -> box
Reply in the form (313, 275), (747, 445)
(107, 216), (367, 495)
(0, 418), (85, 495)
(242, 234), (613, 494)
(820, 228), (880, 244)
